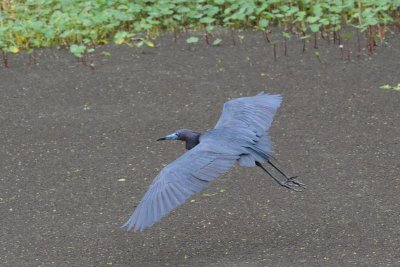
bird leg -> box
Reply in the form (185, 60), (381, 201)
(256, 161), (305, 192)
(267, 160), (305, 188)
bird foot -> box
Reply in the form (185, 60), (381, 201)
(281, 176), (306, 192)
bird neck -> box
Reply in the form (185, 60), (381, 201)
(185, 132), (200, 150)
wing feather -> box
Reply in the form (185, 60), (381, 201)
(215, 92), (281, 135)
(122, 143), (238, 232)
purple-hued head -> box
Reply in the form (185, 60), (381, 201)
(157, 129), (200, 150)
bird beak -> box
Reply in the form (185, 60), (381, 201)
(157, 133), (178, 141)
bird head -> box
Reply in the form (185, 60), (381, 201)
(157, 132), (179, 141)
(157, 129), (197, 142)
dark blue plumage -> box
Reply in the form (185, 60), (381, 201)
(122, 92), (304, 232)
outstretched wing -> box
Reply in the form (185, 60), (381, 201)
(215, 92), (282, 136)
(122, 142), (239, 232)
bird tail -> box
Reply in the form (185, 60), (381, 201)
(237, 135), (273, 167)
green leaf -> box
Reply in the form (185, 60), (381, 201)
(186, 36), (199, 44)
(379, 85), (392, 90)
(202, 193), (217, 197)
(320, 18), (330, 25)
(69, 44), (86, 58)
(206, 25), (214, 32)
(280, 5), (290, 12)
(200, 17), (215, 24)
(212, 38), (222, 46)
(310, 24), (320, 32)
(83, 38), (91, 44)
(143, 40), (153, 47)
(313, 4), (323, 17)
(282, 32), (291, 39)
(306, 16), (319, 23)
(259, 19), (269, 29)
(296, 11), (307, 20)
(7, 46), (19, 53)
(113, 31), (133, 45)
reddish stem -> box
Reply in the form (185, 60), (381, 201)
(320, 30), (325, 40)
(204, 31), (210, 45)
(284, 39), (288, 56)
(377, 24), (384, 44)
(81, 53), (87, 65)
(367, 27), (374, 55)
(263, 30), (270, 43)
(2, 51), (8, 68)
(356, 28), (361, 58)
(302, 32), (307, 53)
(314, 32), (318, 49)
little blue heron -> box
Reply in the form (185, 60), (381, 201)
(122, 92), (304, 232)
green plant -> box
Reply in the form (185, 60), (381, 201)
(186, 36), (199, 44)
(380, 84), (400, 91)
(0, 0), (399, 63)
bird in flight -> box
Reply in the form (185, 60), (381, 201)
(122, 92), (305, 232)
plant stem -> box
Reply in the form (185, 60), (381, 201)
(273, 43), (277, 62)
(173, 29), (178, 44)
(372, 26), (377, 47)
(314, 32), (318, 49)
(263, 29), (270, 43)
(204, 30), (210, 45)
(230, 29), (236, 45)
(367, 26), (373, 55)
(302, 32), (306, 53)
(82, 53), (87, 65)
(377, 24), (383, 45)
(320, 30), (325, 40)
(356, 28), (361, 58)
(340, 46), (343, 60)
(284, 39), (287, 56)
(2, 50), (8, 68)
(333, 31), (337, 44)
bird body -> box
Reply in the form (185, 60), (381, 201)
(122, 92), (304, 232)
